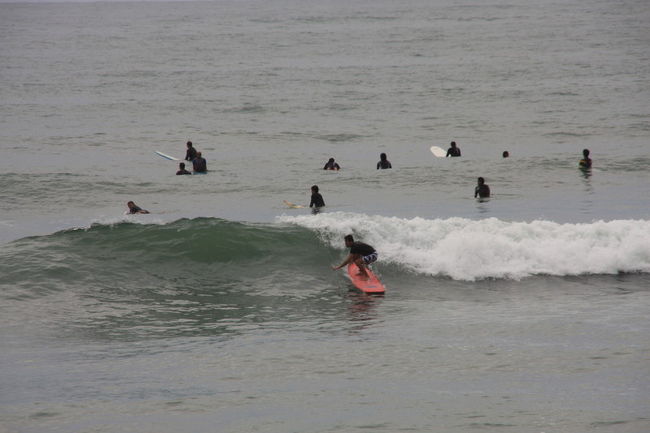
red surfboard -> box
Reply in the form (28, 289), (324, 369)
(347, 263), (386, 294)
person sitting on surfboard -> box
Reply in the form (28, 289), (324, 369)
(176, 162), (191, 175)
(192, 152), (207, 173)
(474, 177), (490, 199)
(377, 152), (392, 169)
(185, 141), (197, 161)
(332, 234), (377, 278)
(323, 158), (340, 170)
(126, 201), (150, 214)
(446, 141), (461, 157)
(309, 185), (325, 208)
(579, 148), (592, 169)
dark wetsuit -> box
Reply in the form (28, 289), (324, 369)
(185, 147), (198, 161)
(377, 160), (392, 169)
(176, 169), (191, 175)
(310, 192), (325, 208)
(446, 147), (461, 157)
(475, 184), (490, 198)
(350, 242), (377, 264)
(192, 157), (207, 172)
(128, 205), (144, 214)
(323, 161), (340, 170)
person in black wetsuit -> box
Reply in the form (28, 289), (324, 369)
(185, 141), (198, 161)
(323, 158), (341, 170)
(446, 141), (461, 157)
(176, 162), (191, 175)
(332, 234), (378, 278)
(377, 152), (392, 169)
(310, 185), (325, 209)
(192, 152), (207, 173)
(474, 177), (490, 199)
(126, 201), (149, 214)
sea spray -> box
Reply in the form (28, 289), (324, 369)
(279, 213), (650, 280)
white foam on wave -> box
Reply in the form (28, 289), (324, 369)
(278, 212), (650, 281)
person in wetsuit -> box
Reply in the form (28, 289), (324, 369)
(579, 149), (592, 169)
(323, 158), (341, 170)
(126, 201), (150, 214)
(176, 162), (191, 175)
(474, 177), (490, 199)
(192, 152), (207, 173)
(446, 141), (461, 157)
(310, 185), (325, 208)
(377, 152), (392, 169)
(185, 141), (198, 162)
(332, 234), (378, 278)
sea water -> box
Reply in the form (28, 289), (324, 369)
(1, 0), (649, 432)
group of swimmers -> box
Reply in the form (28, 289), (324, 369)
(128, 140), (593, 216)
(176, 141), (207, 175)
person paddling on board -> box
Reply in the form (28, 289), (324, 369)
(446, 141), (461, 157)
(126, 201), (150, 214)
(185, 141), (198, 162)
(176, 162), (191, 175)
(192, 152), (207, 173)
(323, 157), (341, 170)
(579, 148), (592, 169)
(309, 185), (325, 209)
(474, 177), (490, 199)
(377, 152), (392, 169)
(332, 234), (378, 278)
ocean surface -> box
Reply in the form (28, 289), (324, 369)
(1, 0), (649, 432)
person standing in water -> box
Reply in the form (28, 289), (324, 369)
(192, 152), (207, 173)
(176, 162), (191, 175)
(579, 149), (592, 169)
(309, 185), (325, 208)
(185, 141), (198, 162)
(446, 141), (461, 157)
(474, 177), (490, 199)
(377, 152), (392, 169)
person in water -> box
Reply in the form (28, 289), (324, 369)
(377, 152), (392, 169)
(446, 141), (461, 157)
(126, 201), (149, 214)
(579, 148), (592, 169)
(323, 157), (341, 170)
(474, 177), (490, 199)
(176, 162), (191, 175)
(502, 150), (510, 158)
(310, 185), (325, 208)
(192, 152), (207, 173)
(332, 234), (378, 278)
(185, 141), (198, 161)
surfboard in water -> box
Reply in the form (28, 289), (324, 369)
(155, 151), (181, 161)
(347, 262), (386, 294)
(430, 146), (446, 158)
(283, 200), (305, 209)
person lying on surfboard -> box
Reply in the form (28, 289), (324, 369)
(323, 157), (341, 170)
(332, 234), (378, 278)
(126, 201), (150, 214)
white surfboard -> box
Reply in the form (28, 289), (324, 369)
(155, 151), (180, 161)
(430, 146), (446, 158)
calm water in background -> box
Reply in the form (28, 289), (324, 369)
(1, 0), (650, 432)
